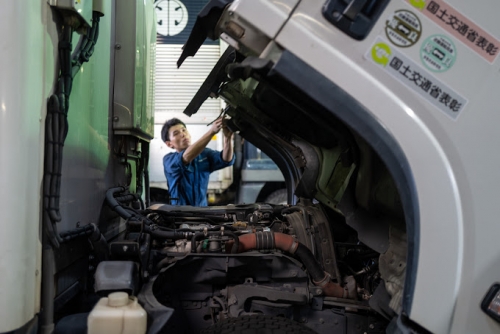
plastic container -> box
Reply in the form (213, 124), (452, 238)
(87, 292), (147, 334)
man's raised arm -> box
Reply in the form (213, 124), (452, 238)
(182, 118), (223, 164)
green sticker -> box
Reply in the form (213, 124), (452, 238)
(385, 10), (422, 48)
(420, 34), (457, 72)
(371, 42), (392, 66)
(365, 37), (468, 119)
(409, 0), (426, 10)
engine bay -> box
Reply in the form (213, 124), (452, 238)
(93, 191), (404, 333)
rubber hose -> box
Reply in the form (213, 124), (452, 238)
(105, 187), (133, 219)
(236, 232), (297, 253)
(88, 224), (109, 262)
(191, 232), (206, 253)
(294, 243), (324, 282)
(114, 194), (138, 203)
(235, 232), (347, 298)
(148, 228), (189, 240)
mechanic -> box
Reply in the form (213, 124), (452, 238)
(161, 117), (234, 206)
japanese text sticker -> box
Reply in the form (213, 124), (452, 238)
(406, 0), (499, 63)
(366, 37), (468, 120)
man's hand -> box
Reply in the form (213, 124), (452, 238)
(209, 118), (223, 135)
(221, 117), (234, 162)
(182, 118), (223, 164)
(222, 118), (233, 138)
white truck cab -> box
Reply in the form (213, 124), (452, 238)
(1, 0), (499, 333)
(170, 0), (500, 332)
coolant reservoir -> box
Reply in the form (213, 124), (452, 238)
(87, 292), (147, 334)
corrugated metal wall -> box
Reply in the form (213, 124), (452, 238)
(154, 44), (222, 124)
(151, 1), (231, 192)
(154, 0), (223, 124)
(151, 43), (229, 189)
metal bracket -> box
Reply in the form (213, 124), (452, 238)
(322, 0), (391, 40)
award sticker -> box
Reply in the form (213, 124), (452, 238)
(420, 34), (456, 72)
(405, 0), (499, 63)
(366, 37), (468, 120)
(385, 9), (422, 47)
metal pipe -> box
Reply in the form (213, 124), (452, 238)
(191, 230), (239, 253)
(39, 235), (55, 334)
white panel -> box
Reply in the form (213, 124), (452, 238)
(0, 1), (45, 331)
(113, 0), (156, 139)
(274, 0), (500, 333)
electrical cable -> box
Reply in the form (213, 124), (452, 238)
(143, 141), (151, 207)
(41, 11), (102, 334)
(42, 13), (101, 248)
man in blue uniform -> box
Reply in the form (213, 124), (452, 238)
(161, 117), (234, 206)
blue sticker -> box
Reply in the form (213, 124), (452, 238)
(420, 34), (457, 72)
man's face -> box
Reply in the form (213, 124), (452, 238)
(166, 124), (191, 152)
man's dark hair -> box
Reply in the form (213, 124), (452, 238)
(161, 118), (186, 142)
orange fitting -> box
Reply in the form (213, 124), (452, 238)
(235, 232), (298, 253)
(322, 282), (348, 298)
(237, 233), (257, 252)
(313, 272), (347, 298)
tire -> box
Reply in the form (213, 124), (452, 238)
(200, 315), (318, 334)
(263, 189), (288, 205)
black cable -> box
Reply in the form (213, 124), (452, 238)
(154, 210), (228, 223)
(114, 194), (139, 203)
(72, 12), (101, 77)
(156, 225), (175, 231)
(105, 187), (135, 220)
(170, 216), (219, 225)
(59, 224), (95, 243)
(41, 13), (102, 334)
(281, 206), (304, 215)
(143, 141), (150, 207)
(43, 24), (73, 247)
(106, 188), (243, 243)
(206, 108), (225, 126)
(148, 228), (191, 240)
(42, 12), (102, 248)
(122, 204), (145, 216)
(105, 187), (156, 228)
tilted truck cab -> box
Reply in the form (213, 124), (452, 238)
(1, 0), (500, 333)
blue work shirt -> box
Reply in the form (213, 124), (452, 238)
(163, 148), (234, 206)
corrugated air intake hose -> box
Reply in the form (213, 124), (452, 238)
(231, 232), (349, 298)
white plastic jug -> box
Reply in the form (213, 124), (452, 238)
(87, 292), (147, 334)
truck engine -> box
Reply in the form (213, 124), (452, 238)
(95, 187), (402, 333)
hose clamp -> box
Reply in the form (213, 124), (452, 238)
(342, 286), (349, 299)
(289, 239), (299, 254)
(312, 272), (331, 288)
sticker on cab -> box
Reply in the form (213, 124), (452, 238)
(405, 0), (500, 63)
(420, 34), (456, 72)
(385, 9), (422, 47)
(366, 37), (468, 120)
